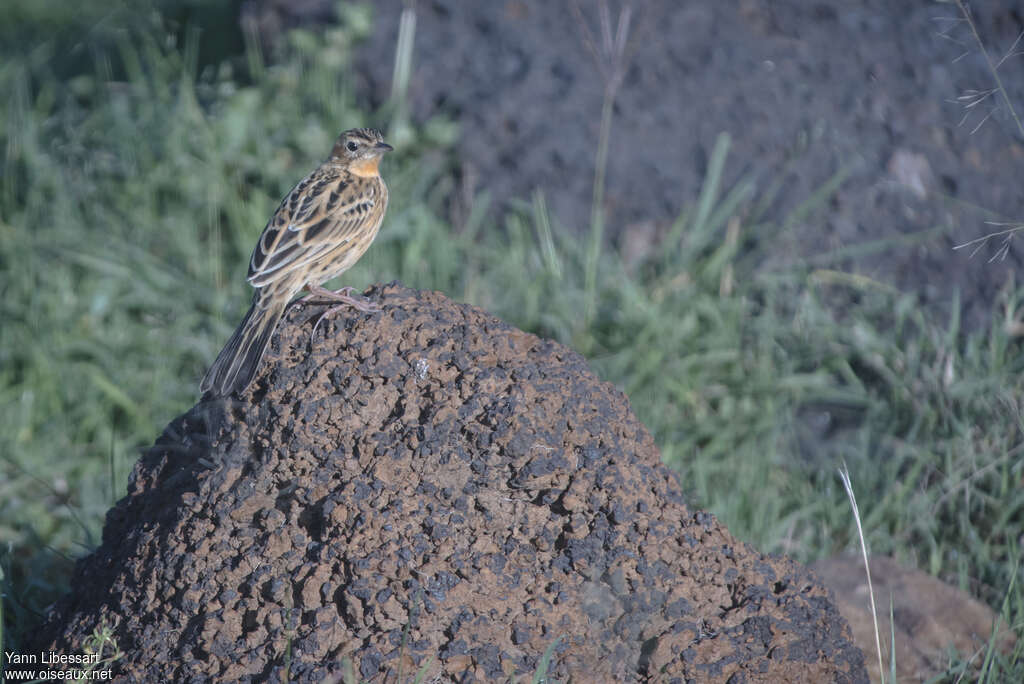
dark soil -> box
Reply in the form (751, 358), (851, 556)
(31, 284), (867, 682)
(247, 0), (1024, 331)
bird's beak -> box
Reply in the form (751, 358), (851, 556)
(375, 141), (394, 153)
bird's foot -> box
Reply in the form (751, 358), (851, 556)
(302, 284), (381, 312)
(304, 285), (381, 338)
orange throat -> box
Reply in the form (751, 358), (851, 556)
(350, 157), (382, 178)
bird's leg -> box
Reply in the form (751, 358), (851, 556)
(303, 284), (380, 311)
(300, 284), (348, 303)
(302, 284), (381, 338)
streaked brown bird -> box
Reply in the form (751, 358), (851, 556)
(201, 127), (392, 397)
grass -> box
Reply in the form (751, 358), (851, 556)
(1, 1), (1023, 680)
(839, 464), (886, 681)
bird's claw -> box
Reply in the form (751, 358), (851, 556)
(305, 285), (381, 338)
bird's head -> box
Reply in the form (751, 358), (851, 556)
(331, 128), (393, 177)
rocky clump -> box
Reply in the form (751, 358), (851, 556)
(32, 284), (867, 682)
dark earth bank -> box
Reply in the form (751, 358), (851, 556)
(244, 0), (1024, 331)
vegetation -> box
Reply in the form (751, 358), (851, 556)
(1, 1), (1021, 680)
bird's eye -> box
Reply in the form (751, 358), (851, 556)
(346, 141), (359, 152)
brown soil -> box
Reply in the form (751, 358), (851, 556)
(813, 555), (1018, 683)
(32, 284), (867, 682)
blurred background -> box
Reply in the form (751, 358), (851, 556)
(2, 0), (1023, 677)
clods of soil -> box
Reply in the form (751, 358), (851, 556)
(32, 284), (867, 682)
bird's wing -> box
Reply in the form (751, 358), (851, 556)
(247, 168), (380, 288)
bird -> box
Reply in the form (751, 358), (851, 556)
(201, 127), (392, 397)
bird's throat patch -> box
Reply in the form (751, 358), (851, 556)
(350, 157), (382, 177)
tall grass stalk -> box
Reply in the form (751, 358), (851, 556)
(573, 1), (633, 326)
(952, 0), (1024, 139)
(947, 0), (1024, 256)
(978, 560), (1018, 682)
(389, 2), (417, 147)
(0, 563), (5, 682)
(532, 190), (562, 278)
(584, 88), (615, 325)
(839, 463), (885, 683)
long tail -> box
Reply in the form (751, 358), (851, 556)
(200, 293), (287, 397)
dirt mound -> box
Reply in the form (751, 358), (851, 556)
(32, 284), (867, 681)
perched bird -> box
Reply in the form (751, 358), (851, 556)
(201, 127), (392, 397)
